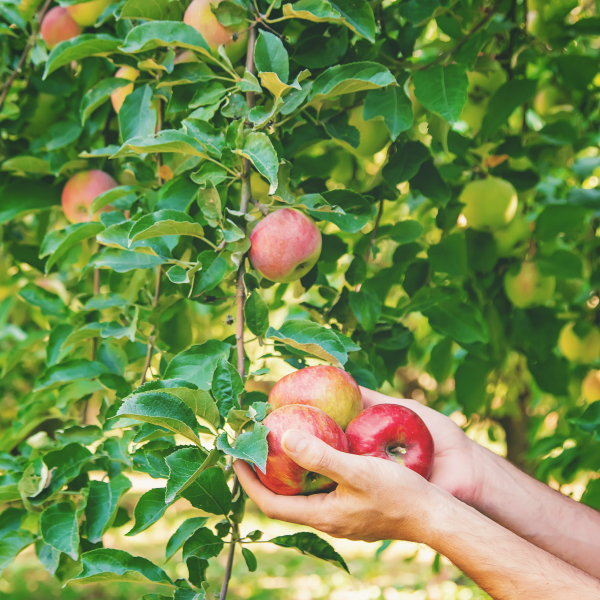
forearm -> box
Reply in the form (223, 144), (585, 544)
(465, 444), (600, 578)
(420, 489), (600, 600)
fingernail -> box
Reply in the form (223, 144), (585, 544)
(283, 430), (307, 453)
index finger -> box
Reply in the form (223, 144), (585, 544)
(359, 386), (432, 422)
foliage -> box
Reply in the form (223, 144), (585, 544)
(1, 0), (600, 597)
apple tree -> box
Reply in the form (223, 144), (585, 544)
(1, 0), (600, 596)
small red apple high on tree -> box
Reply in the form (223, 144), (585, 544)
(61, 170), (117, 223)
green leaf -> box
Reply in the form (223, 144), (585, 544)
(423, 300), (489, 345)
(86, 474), (132, 543)
(121, 0), (184, 20)
(216, 425), (269, 473)
(242, 547), (257, 572)
(0, 530), (35, 572)
(164, 340), (231, 390)
(309, 62), (395, 102)
(454, 355), (490, 415)
(44, 35), (121, 78)
(237, 132), (279, 191)
(166, 517), (208, 561)
(163, 388), (220, 430)
(165, 448), (219, 503)
(244, 291), (269, 337)
(428, 234), (468, 276)
(1, 155), (50, 174)
(71, 548), (174, 587)
(282, 0), (375, 42)
(413, 65), (468, 124)
(410, 159), (451, 206)
(42, 222), (104, 273)
(18, 283), (66, 317)
(80, 78), (132, 125)
(182, 528), (224, 560)
(481, 79), (537, 138)
(0, 179), (61, 224)
(212, 356), (244, 415)
(383, 141), (430, 187)
(190, 251), (228, 297)
(364, 86), (413, 140)
(581, 478), (600, 512)
(349, 289), (382, 331)
(266, 319), (360, 366)
(120, 21), (211, 55)
(322, 113), (360, 148)
(41, 502), (79, 560)
(180, 467), (232, 515)
(429, 338), (453, 382)
(112, 130), (207, 159)
(120, 85), (158, 143)
(115, 391), (203, 446)
(255, 31), (289, 84)
(91, 186), (138, 213)
(388, 220), (423, 243)
(127, 488), (175, 536)
(129, 209), (205, 244)
(310, 189), (372, 233)
(91, 248), (166, 272)
(35, 359), (110, 391)
(269, 532), (349, 572)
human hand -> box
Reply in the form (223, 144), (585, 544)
(360, 387), (483, 505)
(234, 429), (444, 544)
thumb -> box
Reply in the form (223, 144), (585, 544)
(281, 429), (353, 486)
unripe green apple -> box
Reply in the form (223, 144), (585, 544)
(493, 214), (531, 257)
(24, 92), (61, 137)
(582, 370), (600, 402)
(533, 85), (571, 121)
(66, 0), (111, 26)
(250, 172), (270, 201)
(460, 62), (507, 132)
(40, 6), (81, 49)
(347, 105), (390, 157)
(504, 261), (555, 308)
(110, 66), (139, 114)
(61, 170), (117, 223)
(460, 177), (518, 231)
(558, 322), (600, 364)
(249, 208), (321, 283)
(183, 0), (247, 63)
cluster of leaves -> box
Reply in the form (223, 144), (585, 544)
(2, 0), (600, 596)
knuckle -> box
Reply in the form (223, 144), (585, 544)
(308, 447), (334, 474)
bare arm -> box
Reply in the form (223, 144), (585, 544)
(235, 430), (600, 600)
(361, 387), (600, 579)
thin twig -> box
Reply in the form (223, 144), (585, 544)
(364, 199), (385, 264)
(0, 0), (52, 112)
(416, 0), (503, 71)
(82, 267), (101, 424)
(220, 24), (257, 600)
(140, 266), (162, 385)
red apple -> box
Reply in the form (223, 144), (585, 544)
(61, 170), (117, 223)
(249, 208), (322, 283)
(110, 66), (139, 114)
(258, 404), (349, 496)
(40, 6), (81, 49)
(345, 404), (434, 479)
(183, 0), (247, 62)
(268, 365), (362, 430)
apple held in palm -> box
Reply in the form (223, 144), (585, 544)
(345, 404), (435, 479)
(249, 208), (322, 283)
(258, 405), (349, 496)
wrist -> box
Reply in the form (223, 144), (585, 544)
(456, 441), (499, 510)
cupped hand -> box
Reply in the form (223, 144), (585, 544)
(360, 387), (483, 505)
(234, 429), (443, 544)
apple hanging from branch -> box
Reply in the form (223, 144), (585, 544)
(61, 170), (117, 223)
(40, 6), (81, 49)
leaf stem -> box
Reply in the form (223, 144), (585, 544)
(364, 198), (385, 265)
(140, 266), (162, 385)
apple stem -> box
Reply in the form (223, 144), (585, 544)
(220, 24), (257, 600)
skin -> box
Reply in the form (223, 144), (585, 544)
(40, 6), (81, 49)
(236, 388), (600, 598)
(258, 405), (348, 496)
(460, 177), (518, 230)
(268, 366), (362, 430)
(249, 208), (322, 283)
(559, 322), (600, 364)
(345, 403), (434, 479)
(504, 261), (556, 309)
(61, 170), (117, 223)
(66, 0), (111, 26)
(110, 67), (139, 114)
(583, 370), (600, 402)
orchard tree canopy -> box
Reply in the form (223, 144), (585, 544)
(1, 0), (600, 596)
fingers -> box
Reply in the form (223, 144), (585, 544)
(281, 429), (363, 487)
(233, 459), (322, 525)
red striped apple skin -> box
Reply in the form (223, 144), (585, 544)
(61, 170), (117, 224)
(345, 404), (434, 479)
(257, 405), (349, 496)
(249, 208), (321, 283)
(268, 365), (362, 430)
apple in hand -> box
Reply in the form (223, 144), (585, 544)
(268, 365), (362, 430)
(61, 170), (117, 223)
(257, 405), (349, 495)
(40, 6), (81, 49)
(345, 404), (435, 479)
(249, 208), (322, 283)
(184, 0), (247, 62)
